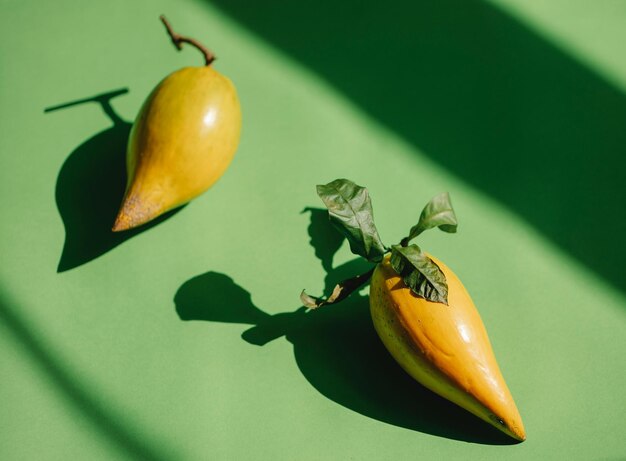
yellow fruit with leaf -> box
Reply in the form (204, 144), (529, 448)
(302, 179), (525, 441)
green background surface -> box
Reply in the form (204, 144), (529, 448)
(1, 0), (626, 459)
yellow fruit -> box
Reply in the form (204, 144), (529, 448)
(370, 254), (526, 441)
(111, 15), (241, 232)
(112, 66), (241, 231)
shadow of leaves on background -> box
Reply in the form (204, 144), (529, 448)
(302, 207), (344, 273)
(209, 0), (626, 294)
(174, 209), (514, 444)
(46, 89), (181, 273)
(0, 293), (173, 461)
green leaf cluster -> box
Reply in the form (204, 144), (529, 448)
(309, 179), (458, 306)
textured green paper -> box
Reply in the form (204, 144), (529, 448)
(1, 1), (625, 460)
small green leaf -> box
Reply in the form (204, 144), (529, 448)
(300, 268), (375, 309)
(403, 192), (457, 245)
(390, 244), (448, 305)
(316, 179), (386, 263)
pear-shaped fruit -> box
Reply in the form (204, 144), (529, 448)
(113, 17), (241, 231)
(304, 180), (526, 440)
(370, 254), (526, 441)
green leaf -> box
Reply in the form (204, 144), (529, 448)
(403, 192), (457, 245)
(300, 268), (375, 309)
(390, 244), (448, 305)
(316, 179), (386, 262)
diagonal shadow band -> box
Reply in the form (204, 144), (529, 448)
(208, 0), (626, 294)
(0, 292), (174, 461)
(46, 90), (182, 273)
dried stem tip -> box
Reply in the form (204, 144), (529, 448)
(160, 15), (216, 66)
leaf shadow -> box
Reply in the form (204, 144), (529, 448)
(173, 209), (515, 444)
(46, 89), (182, 273)
(301, 207), (344, 273)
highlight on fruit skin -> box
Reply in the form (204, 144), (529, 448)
(301, 178), (526, 441)
(370, 255), (526, 441)
(112, 16), (241, 232)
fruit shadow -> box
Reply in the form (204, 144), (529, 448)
(208, 0), (626, 295)
(46, 89), (182, 273)
(173, 208), (514, 444)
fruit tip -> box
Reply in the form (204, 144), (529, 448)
(112, 206), (139, 232)
(112, 214), (131, 232)
(112, 194), (164, 232)
(507, 421), (526, 442)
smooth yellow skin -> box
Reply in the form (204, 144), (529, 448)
(370, 255), (526, 441)
(113, 66), (241, 231)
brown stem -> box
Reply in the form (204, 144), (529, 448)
(159, 15), (215, 66)
(300, 267), (375, 309)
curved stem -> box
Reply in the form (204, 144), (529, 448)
(160, 15), (215, 66)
